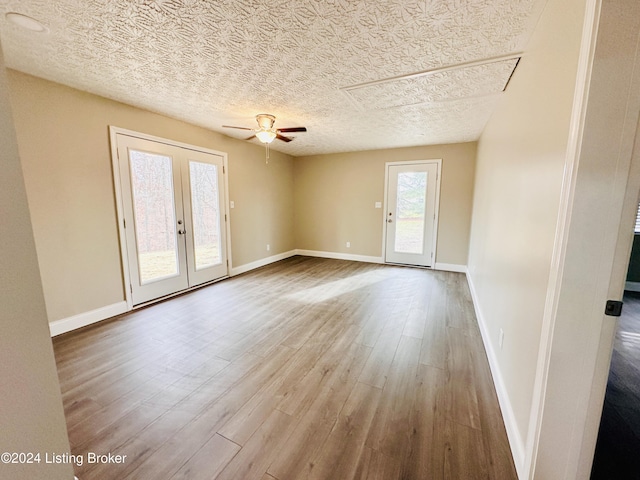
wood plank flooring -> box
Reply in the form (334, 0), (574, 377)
(53, 256), (516, 480)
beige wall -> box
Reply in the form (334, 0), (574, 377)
(8, 70), (295, 323)
(294, 142), (476, 266)
(466, 0), (587, 470)
(0, 50), (73, 479)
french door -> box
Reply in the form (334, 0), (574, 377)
(385, 161), (440, 267)
(116, 134), (228, 305)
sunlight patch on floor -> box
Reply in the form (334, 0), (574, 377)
(284, 269), (393, 304)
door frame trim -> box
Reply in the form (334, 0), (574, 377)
(109, 126), (231, 310)
(382, 159), (442, 267)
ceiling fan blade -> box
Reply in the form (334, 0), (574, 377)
(245, 135), (257, 141)
(222, 125), (254, 131)
(277, 127), (307, 133)
(276, 133), (293, 142)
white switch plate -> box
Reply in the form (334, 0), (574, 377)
(499, 328), (504, 349)
(346, 241), (350, 248)
(267, 244), (270, 251)
(230, 201), (235, 208)
(375, 202), (382, 208)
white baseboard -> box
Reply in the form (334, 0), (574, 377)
(47, 257), (463, 338)
(294, 251), (467, 272)
(230, 250), (297, 276)
(49, 301), (128, 337)
(434, 262), (468, 273)
(50, 252), (298, 336)
(295, 249), (384, 264)
(624, 281), (640, 292)
(466, 271), (526, 477)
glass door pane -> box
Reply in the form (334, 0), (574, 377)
(189, 161), (222, 270)
(394, 171), (427, 254)
(129, 150), (180, 284)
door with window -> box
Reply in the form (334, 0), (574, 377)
(116, 134), (227, 305)
(385, 161), (440, 267)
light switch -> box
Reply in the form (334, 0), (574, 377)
(375, 202), (382, 208)
(230, 201), (235, 208)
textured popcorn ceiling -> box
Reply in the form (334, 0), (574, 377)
(0, 0), (546, 156)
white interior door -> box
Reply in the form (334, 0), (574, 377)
(116, 134), (227, 305)
(385, 162), (439, 267)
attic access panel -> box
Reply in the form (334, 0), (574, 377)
(342, 56), (521, 110)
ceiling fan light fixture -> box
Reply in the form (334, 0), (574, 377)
(222, 114), (305, 146)
(256, 130), (276, 143)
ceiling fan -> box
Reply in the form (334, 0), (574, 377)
(222, 114), (307, 144)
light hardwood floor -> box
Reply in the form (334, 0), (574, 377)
(53, 256), (516, 480)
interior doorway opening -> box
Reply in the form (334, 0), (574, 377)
(591, 208), (640, 479)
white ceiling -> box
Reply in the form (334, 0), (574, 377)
(0, 0), (546, 156)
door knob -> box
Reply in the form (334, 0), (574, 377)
(387, 219), (393, 223)
(178, 229), (185, 235)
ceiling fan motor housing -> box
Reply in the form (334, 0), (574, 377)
(256, 114), (276, 130)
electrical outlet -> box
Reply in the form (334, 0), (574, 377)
(375, 202), (382, 208)
(499, 328), (504, 349)
(266, 244), (270, 251)
(346, 241), (350, 248)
